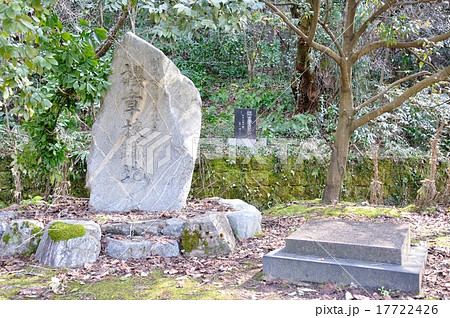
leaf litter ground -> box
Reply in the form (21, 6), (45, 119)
(0, 197), (449, 300)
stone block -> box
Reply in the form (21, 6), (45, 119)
(35, 220), (101, 268)
(162, 218), (186, 237)
(219, 198), (262, 239)
(0, 211), (18, 220)
(285, 219), (410, 265)
(263, 244), (427, 293)
(182, 213), (235, 257)
(102, 220), (166, 236)
(106, 238), (179, 259)
(0, 220), (43, 256)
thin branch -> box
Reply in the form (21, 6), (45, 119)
(94, 3), (130, 59)
(353, 31), (450, 61)
(274, 2), (301, 5)
(323, 0), (331, 24)
(261, 0), (341, 63)
(351, 0), (437, 50)
(351, 0), (395, 49)
(344, 0), (357, 52)
(354, 71), (431, 112)
(406, 48), (438, 72)
(351, 66), (450, 131)
(318, 20), (344, 57)
(307, 0), (321, 45)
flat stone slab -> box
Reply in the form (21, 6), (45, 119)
(106, 237), (179, 259)
(285, 219), (410, 265)
(102, 220), (166, 236)
(263, 244), (427, 293)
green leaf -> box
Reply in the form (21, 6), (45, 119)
(19, 18), (35, 30)
(61, 32), (72, 41)
(94, 28), (108, 41)
(5, 8), (16, 19)
(78, 19), (89, 27)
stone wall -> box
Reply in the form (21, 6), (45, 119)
(0, 155), (448, 208)
(189, 155), (448, 208)
(0, 156), (13, 205)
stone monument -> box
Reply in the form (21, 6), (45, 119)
(86, 32), (201, 212)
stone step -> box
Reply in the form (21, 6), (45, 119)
(285, 219), (410, 265)
(263, 244), (428, 293)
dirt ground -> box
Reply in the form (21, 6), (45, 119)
(0, 197), (449, 300)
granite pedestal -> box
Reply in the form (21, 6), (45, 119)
(263, 219), (427, 293)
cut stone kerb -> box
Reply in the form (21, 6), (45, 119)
(285, 219), (410, 265)
(86, 32), (201, 212)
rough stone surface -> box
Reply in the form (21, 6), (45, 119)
(218, 198), (262, 239)
(0, 211), (18, 220)
(35, 220), (101, 268)
(0, 220), (43, 256)
(182, 213), (236, 258)
(162, 218), (186, 237)
(86, 32), (202, 212)
(106, 237), (179, 259)
(285, 219), (410, 265)
(102, 220), (166, 236)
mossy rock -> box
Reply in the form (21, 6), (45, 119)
(181, 229), (202, 253)
(48, 222), (87, 242)
(0, 220), (44, 257)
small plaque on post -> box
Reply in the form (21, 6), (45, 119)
(228, 108), (266, 148)
(234, 108), (257, 139)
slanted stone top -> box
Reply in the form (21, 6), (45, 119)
(285, 219), (410, 265)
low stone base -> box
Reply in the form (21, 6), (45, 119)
(227, 138), (267, 148)
(263, 244), (427, 293)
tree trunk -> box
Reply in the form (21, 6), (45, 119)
(322, 87), (353, 202)
(290, 4), (320, 115)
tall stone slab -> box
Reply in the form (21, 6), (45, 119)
(86, 33), (201, 212)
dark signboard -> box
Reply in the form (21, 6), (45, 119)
(234, 108), (257, 139)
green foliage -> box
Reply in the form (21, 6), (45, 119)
(21, 195), (44, 206)
(138, 0), (264, 39)
(0, 0), (111, 195)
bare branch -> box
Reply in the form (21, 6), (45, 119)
(261, 0), (341, 63)
(343, 0), (357, 52)
(318, 20), (344, 57)
(94, 3), (130, 59)
(354, 71), (431, 113)
(351, 0), (395, 49)
(353, 31), (450, 61)
(307, 0), (321, 45)
(406, 48), (439, 72)
(351, 0), (437, 50)
(351, 66), (450, 131)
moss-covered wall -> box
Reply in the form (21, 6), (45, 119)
(190, 155), (448, 208)
(0, 155), (447, 208)
(0, 156), (14, 205)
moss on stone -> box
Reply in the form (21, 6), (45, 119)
(181, 229), (202, 252)
(264, 200), (402, 219)
(2, 233), (11, 244)
(48, 222), (86, 242)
